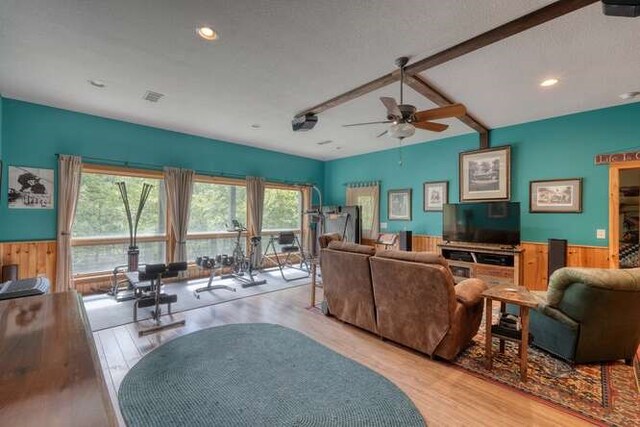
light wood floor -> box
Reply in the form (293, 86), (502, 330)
(94, 285), (594, 427)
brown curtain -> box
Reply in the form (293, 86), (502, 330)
(55, 155), (82, 292)
(164, 167), (194, 263)
(346, 183), (379, 240)
(246, 176), (265, 265)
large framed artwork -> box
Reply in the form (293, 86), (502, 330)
(529, 178), (582, 213)
(7, 166), (55, 209)
(459, 146), (511, 202)
(423, 181), (448, 212)
(388, 188), (412, 221)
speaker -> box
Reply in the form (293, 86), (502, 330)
(602, 0), (640, 17)
(548, 239), (567, 278)
(399, 231), (412, 251)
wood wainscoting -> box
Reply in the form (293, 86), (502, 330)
(366, 235), (608, 291)
(0, 240), (57, 288)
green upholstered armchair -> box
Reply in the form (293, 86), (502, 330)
(521, 267), (640, 364)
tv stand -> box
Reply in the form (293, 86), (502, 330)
(438, 241), (524, 287)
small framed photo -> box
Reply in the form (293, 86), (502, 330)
(459, 146), (511, 202)
(423, 181), (448, 212)
(529, 178), (582, 213)
(388, 188), (412, 221)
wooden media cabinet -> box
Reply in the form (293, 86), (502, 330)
(438, 242), (524, 287)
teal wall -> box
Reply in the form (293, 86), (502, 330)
(324, 102), (640, 246)
(0, 99), (324, 242)
(0, 95), (3, 159)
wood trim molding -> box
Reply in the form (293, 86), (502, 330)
(607, 160), (640, 268)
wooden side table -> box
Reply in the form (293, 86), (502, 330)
(482, 284), (538, 382)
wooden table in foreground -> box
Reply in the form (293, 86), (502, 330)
(482, 284), (539, 382)
(0, 291), (117, 427)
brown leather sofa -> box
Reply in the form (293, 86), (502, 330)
(320, 241), (378, 333)
(320, 242), (487, 360)
(370, 250), (487, 360)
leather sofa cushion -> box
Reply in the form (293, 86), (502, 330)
(318, 233), (342, 249)
(374, 249), (449, 268)
(327, 240), (376, 256)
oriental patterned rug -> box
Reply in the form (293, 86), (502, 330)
(452, 316), (639, 427)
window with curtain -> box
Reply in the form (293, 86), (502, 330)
(186, 180), (247, 260)
(262, 187), (302, 231)
(72, 168), (167, 275)
(346, 184), (379, 240)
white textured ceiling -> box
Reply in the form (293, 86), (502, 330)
(0, 1), (637, 160)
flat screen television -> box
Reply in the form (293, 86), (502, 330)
(442, 202), (520, 246)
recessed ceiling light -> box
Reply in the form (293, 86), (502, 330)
(251, 124), (261, 129)
(619, 91), (640, 100)
(197, 26), (218, 41)
(88, 79), (106, 88)
(540, 78), (559, 87)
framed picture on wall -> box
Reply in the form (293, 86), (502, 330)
(7, 166), (55, 209)
(423, 181), (448, 212)
(459, 146), (511, 202)
(388, 188), (412, 220)
(529, 178), (582, 213)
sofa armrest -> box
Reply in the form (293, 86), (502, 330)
(455, 278), (488, 307)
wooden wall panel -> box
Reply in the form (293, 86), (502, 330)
(396, 235), (608, 291)
(0, 241), (57, 288)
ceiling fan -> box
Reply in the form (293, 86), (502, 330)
(343, 57), (467, 139)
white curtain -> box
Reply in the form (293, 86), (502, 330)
(246, 176), (265, 265)
(55, 155), (82, 292)
(164, 167), (194, 263)
(346, 183), (379, 240)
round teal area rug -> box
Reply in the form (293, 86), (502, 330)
(118, 323), (426, 426)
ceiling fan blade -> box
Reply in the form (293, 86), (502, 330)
(343, 120), (392, 128)
(414, 104), (466, 122)
(377, 130), (388, 138)
(380, 97), (401, 118)
(414, 121), (449, 132)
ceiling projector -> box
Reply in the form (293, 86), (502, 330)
(292, 113), (318, 132)
(602, 0), (640, 17)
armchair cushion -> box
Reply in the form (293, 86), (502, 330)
(547, 267), (640, 307)
(454, 278), (488, 307)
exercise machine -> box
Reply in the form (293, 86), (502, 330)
(132, 262), (187, 336)
(194, 220), (266, 293)
(263, 231), (310, 282)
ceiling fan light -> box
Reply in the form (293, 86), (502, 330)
(389, 123), (415, 139)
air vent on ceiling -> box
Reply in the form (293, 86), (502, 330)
(317, 140), (333, 146)
(143, 90), (164, 103)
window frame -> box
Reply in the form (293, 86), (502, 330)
(185, 175), (249, 259)
(71, 164), (169, 279)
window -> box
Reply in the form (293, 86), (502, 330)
(262, 187), (302, 232)
(72, 167), (167, 275)
(186, 179), (246, 260)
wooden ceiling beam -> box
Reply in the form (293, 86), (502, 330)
(404, 74), (490, 148)
(296, 0), (598, 118)
(404, 0), (599, 76)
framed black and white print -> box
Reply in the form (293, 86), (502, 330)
(7, 166), (55, 209)
(388, 188), (412, 221)
(530, 178), (582, 213)
(423, 181), (448, 212)
(459, 146), (511, 202)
